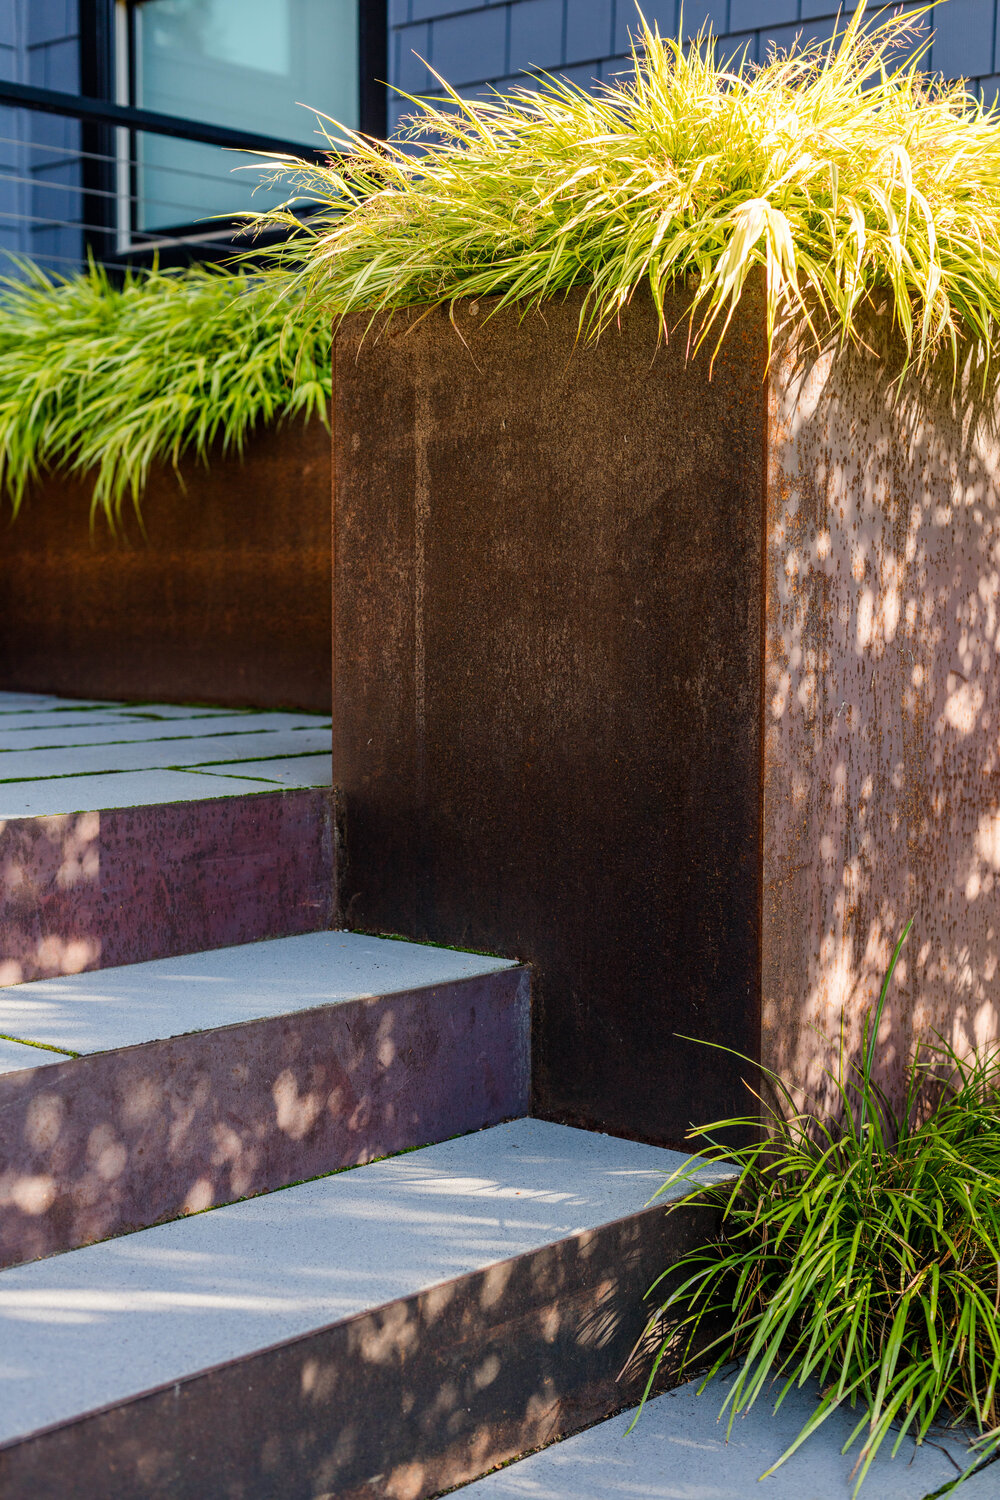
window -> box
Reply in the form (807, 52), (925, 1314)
(112, 0), (369, 248)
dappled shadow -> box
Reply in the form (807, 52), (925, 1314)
(0, 786), (334, 988)
(0, 967), (529, 1268)
(0, 1126), (722, 1499)
(456, 1368), (993, 1499)
(763, 319), (1000, 1106)
(0, 811), (104, 985)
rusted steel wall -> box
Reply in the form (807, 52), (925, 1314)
(0, 420), (331, 714)
(333, 289), (766, 1148)
(763, 333), (1000, 1101)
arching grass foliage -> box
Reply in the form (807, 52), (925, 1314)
(253, 2), (1000, 384)
(637, 927), (1000, 1496)
(0, 259), (330, 528)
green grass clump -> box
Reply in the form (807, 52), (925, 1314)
(253, 2), (1000, 382)
(638, 925), (1000, 1496)
(0, 258), (330, 528)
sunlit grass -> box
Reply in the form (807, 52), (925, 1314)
(637, 926), (1000, 1496)
(0, 259), (330, 529)
(250, 2), (1000, 385)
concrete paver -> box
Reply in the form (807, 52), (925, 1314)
(195, 753), (332, 788)
(0, 930), (516, 1054)
(0, 714), (325, 751)
(459, 1369), (992, 1498)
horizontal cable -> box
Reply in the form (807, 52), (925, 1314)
(0, 136), (307, 196)
(0, 247), (93, 268)
(0, 208), (245, 257)
(0, 80), (332, 161)
(0, 168), (290, 225)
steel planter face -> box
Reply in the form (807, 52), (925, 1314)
(333, 286), (1000, 1141)
(0, 421), (331, 714)
(332, 289), (767, 1147)
(762, 334), (1000, 1108)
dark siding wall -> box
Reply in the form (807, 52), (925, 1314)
(389, 1), (1000, 127)
(0, 3), (24, 265)
(25, 0), (83, 271)
(0, 0), (82, 272)
(0, 1), (997, 268)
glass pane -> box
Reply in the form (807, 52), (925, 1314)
(132, 0), (358, 233)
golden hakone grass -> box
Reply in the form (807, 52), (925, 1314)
(251, 2), (1000, 383)
(0, 259), (330, 528)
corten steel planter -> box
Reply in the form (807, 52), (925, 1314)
(0, 418), (331, 714)
(332, 284), (1000, 1146)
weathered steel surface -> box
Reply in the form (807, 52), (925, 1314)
(763, 333), (1000, 1101)
(0, 788), (334, 985)
(333, 288), (766, 1147)
(0, 1198), (718, 1500)
(0, 966), (530, 1268)
(0, 419), (331, 713)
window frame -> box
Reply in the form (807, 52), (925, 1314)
(79, 0), (386, 267)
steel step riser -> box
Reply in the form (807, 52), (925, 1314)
(0, 788), (334, 987)
(0, 1196), (718, 1500)
(0, 968), (530, 1268)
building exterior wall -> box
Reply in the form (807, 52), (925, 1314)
(388, 1), (1000, 133)
(0, 0), (82, 271)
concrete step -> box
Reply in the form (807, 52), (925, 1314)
(455, 1370), (994, 1498)
(0, 931), (528, 1267)
(0, 1118), (726, 1500)
(0, 691), (334, 984)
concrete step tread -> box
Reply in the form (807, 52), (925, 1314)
(0, 1119), (721, 1449)
(0, 930), (516, 1060)
(0, 1038), (57, 1075)
(0, 768), (323, 819)
(0, 691), (332, 816)
(457, 1370), (992, 1498)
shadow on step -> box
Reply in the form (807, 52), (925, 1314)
(0, 1194), (719, 1500)
(0, 789), (334, 986)
(0, 967), (530, 1267)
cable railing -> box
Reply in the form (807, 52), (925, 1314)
(0, 80), (331, 278)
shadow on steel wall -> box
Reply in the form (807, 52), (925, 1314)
(763, 323), (1000, 1110)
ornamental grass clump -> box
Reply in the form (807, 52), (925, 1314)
(252, 2), (1000, 383)
(637, 925), (1000, 1496)
(0, 259), (330, 528)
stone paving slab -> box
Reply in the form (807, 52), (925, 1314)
(0, 1038), (62, 1075)
(0, 769), (291, 819)
(0, 727), (331, 782)
(0, 705), (252, 732)
(0, 697), (115, 714)
(0, 1119), (721, 1447)
(0, 712), (156, 733)
(459, 1370), (993, 1498)
(102, 704), (257, 720)
(195, 754), (332, 788)
(0, 930), (516, 1055)
(0, 714), (325, 751)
